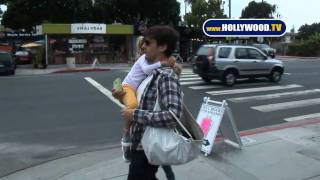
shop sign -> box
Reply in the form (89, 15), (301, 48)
(68, 38), (87, 44)
(71, 23), (106, 34)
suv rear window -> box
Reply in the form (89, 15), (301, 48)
(197, 47), (215, 56)
(218, 47), (231, 58)
(0, 53), (12, 63)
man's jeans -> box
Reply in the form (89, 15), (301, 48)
(127, 150), (159, 180)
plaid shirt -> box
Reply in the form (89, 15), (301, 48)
(131, 67), (183, 150)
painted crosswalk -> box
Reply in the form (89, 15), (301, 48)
(251, 98), (320, 112)
(179, 70), (320, 123)
(229, 89), (320, 103)
(206, 84), (303, 96)
(284, 113), (320, 122)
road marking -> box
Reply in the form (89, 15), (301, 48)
(189, 85), (222, 90)
(284, 113), (320, 122)
(181, 72), (195, 76)
(84, 77), (124, 108)
(180, 74), (199, 78)
(206, 84), (303, 96)
(229, 89), (320, 103)
(251, 98), (320, 112)
(284, 73), (291, 75)
(179, 77), (202, 81)
(180, 81), (205, 85)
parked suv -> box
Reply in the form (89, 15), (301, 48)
(251, 43), (276, 58)
(192, 44), (284, 86)
(0, 51), (15, 75)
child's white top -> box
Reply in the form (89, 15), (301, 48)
(122, 54), (161, 90)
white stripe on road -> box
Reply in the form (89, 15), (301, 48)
(84, 77), (124, 108)
(284, 73), (291, 75)
(284, 113), (320, 122)
(180, 74), (199, 78)
(206, 84), (303, 96)
(229, 89), (320, 103)
(180, 81), (205, 85)
(251, 98), (320, 112)
(189, 85), (222, 90)
(179, 77), (202, 81)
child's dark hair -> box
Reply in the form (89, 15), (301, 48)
(144, 25), (179, 57)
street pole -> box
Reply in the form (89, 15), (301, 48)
(229, 0), (231, 18)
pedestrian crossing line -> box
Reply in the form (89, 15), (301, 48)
(180, 81), (205, 85)
(84, 77), (124, 108)
(189, 85), (222, 90)
(251, 98), (320, 112)
(284, 113), (320, 122)
(206, 84), (303, 96)
(180, 74), (199, 78)
(181, 72), (195, 75)
(229, 89), (320, 103)
(190, 82), (272, 90)
(284, 73), (291, 75)
(179, 77), (202, 81)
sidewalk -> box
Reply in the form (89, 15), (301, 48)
(2, 118), (319, 180)
(14, 63), (192, 76)
(276, 55), (320, 60)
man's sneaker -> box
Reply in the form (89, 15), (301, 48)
(121, 135), (132, 162)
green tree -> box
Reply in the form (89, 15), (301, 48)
(296, 23), (320, 40)
(1, 0), (93, 31)
(185, 0), (227, 27)
(2, 0), (181, 30)
(241, 1), (278, 18)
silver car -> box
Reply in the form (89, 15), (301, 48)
(192, 44), (284, 86)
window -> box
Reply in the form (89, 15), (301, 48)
(248, 49), (265, 60)
(197, 47), (215, 56)
(218, 47), (231, 58)
(235, 48), (248, 59)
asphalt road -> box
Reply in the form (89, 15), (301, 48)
(0, 58), (320, 177)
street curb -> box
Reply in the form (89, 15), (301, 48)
(53, 68), (110, 74)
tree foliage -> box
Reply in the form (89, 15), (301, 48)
(184, 0), (227, 27)
(1, 0), (181, 31)
(296, 23), (320, 40)
(241, 1), (278, 18)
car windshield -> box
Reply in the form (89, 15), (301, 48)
(255, 44), (270, 49)
(197, 47), (215, 56)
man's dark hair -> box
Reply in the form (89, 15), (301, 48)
(144, 25), (179, 57)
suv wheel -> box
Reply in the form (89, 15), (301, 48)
(223, 71), (237, 86)
(269, 69), (282, 82)
(201, 77), (212, 83)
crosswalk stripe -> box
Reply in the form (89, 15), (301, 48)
(180, 74), (199, 78)
(251, 98), (320, 112)
(284, 113), (320, 122)
(181, 72), (195, 75)
(229, 89), (320, 103)
(179, 77), (202, 81)
(180, 81), (205, 85)
(206, 84), (303, 96)
(189, 85), (222, 90)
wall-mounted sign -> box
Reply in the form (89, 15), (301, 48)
(71, 23), (106, 34)
(68, 38), (87, 44)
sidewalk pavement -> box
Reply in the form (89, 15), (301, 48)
(276, 55), (320, 60)
(13, 63), (192, 76)
(1, 118), (319, 180)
